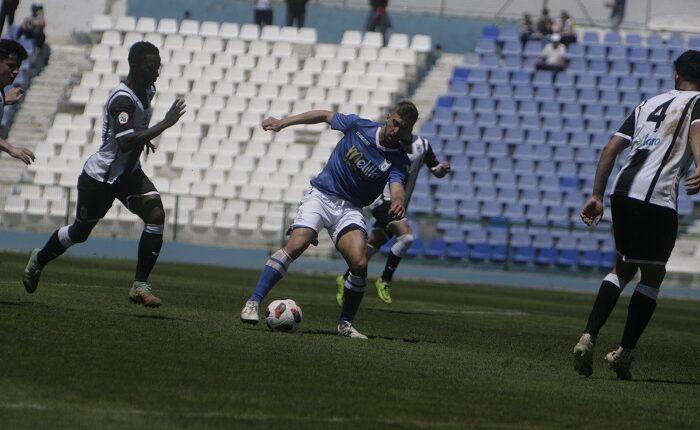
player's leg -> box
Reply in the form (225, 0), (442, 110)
(241, 189), (323, 324)
(335, 227), (369, 339)
(336, 227), (389, 306)
(375, 219), (413, 304)
(117, 169), (165, 307)
(23, 173), (113, 293)
(573, 256), (637, 376)
(605, 263), (665, 380)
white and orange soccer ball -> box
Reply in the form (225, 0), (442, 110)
(265, 299), (303, 333)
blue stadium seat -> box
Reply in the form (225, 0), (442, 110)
(4, 25), (20, 40)
(520, 115), (540, 131)
(535, 248), (557, 265)
(598, 75), (617, 91)
(618, 76), (638, 92)
(442, 225), (464, 242)
(488, 141), (509, 157)
(678, 199), (693, 216)
(518, 100), (538, 116)
(455, 111), (476, 126)
(495, 174), (517, 189)
(582, 31), (599, 45)
(541, 101), (561, 118)
(570, 131), (591, 147)
(576, 75), (596, 89)
(533, 71), (554, 87)
(481, 26), (500, 40)
(625, 33), (642, 46)
(564, 117), (584, 133)
(568, 59), (586, 74)
(621, 91), (640, 109)
(580, 251), (602, 268)
(460, 125), (481, 140)
(583, 104), (603, 119)
(498, 188), (518, 203)
(689, 36), (700, 50)
(645, 34), (663, 47)
(537, 160), (556, 176)
(489, 70), (509, 85)
(541, 116), (560, 132)
(482, 127), (502, 142)
(579, 88), (598, 104)
(554, 72), (574, 88)
(588, 60), (607, 76)
(470, 156), (490, 172)
(502, 40), (522, 56)
(481, 54), (500, 69)
(443, 139), (465, 156)
(652, 62), (673, 79)
(452, 67), (470, 82)
(503, 55), (522, 72)
(469, 243), (491, 261)
(560, 177), (580, 191)
(433, 109), (453, 125)
(607, 45), (627, 61)
(526, 205), (547, 226)
(482, 201), (502, 218)
(502, 128), (523, 145)
(523, 40), (543, 58)
(492, 84), (513, 100)
(546, 130), (566, 147)
(446, 242), (469, 259)
(439, 124), (458, 139)
(475, 38), (496, 54)
(476, 185), (497, 201)
(408, 196), (433, 214)
(603, 32), (622, 46)
(513, 246), (535, 264)
(541, 190), (561, 206)
(556, 161), (577, 176)
(567, 43), (584, 60)
(503, 202), (524, 219)
(474, 98), (495, 113)
(599, 89), (620, 107)
(513, 85), (534, 101)
(628, 46), (648, 62)
(421, 122), (437, 135)
(548, 206), (569, 227)
(535, 87), (555, 102)
(459, 200), (480, 218)
(632, 62), (652, 78)
(511, 70), (531, 85)
(497, 99), (517, 115)
(539, 176), (559, 192)
(525, 129), (545, 145)
(498, 26), (520, 42)
(425, 240), (447, 259)
(406, 239), (424, 258)
(470, 82), (491, 98)
(553, 146), (574, 162)
(477, 112), (497, 128)
(435, 199), (458, 218)
(586, 44), (606, 61)
(578, 237), (599, 252)
(518, 176), (539, 192)
(492, 158), (513, 174)
(557, 249), (579, 266)
(466, 68), (488, 84)
(557, 87), (576, 103)
(649, 47), (670, 64)
(449, 81), (468, 95)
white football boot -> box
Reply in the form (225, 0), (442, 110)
(605, 347), (635, 380)
(337, 321), (368, 339)
(240, 300), (259, 325)
(573, 333), (596, 377)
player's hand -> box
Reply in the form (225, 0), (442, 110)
(7, 145), (35, 165)
(685, 170), (700, 195)
(145, 141), (157, 154)
(432, 161), (451, 178)
(162, 99), (186, 128)
(388, 200), (406, 220)
(261, 117), (284, 132)
(580, 196), (603, 226)
(4, 87), (24, 105)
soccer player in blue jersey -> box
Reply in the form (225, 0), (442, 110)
(240, 101), (418, 338)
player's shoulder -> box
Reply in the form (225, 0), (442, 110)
(107, 84), (137, 108)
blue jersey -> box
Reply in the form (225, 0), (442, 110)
(310, 113), (410, 208)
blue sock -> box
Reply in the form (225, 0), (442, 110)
(340, 272), (366, 323)
(250, 249), (293, 303)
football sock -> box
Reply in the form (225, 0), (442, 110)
(584, 273), (625, 337)
(340, 272), (366, 323)
(381, 251), (402, 283)
(381, 234), (413, 282)
(250, 249), (293, 303)
(37, 226), (72, 266)
(620, 283), (658, 349)
(134, 225), (164, 282)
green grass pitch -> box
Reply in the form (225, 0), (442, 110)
(1, 252), (699, 429)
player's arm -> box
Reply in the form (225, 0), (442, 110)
(423, 142), (451, 178)
(684, 109), (700, 194)
(261, 110), (334, 132)
(116, 98), (185, 153)
(581, 110), (634, 226)
(0, 137), (34, 164)
(388, 181), (406, 219)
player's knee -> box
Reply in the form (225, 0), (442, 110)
(142, 200), (165, 225)
(639, 265), (666, 288)
(67, 222), (94, 244)
(390, 233), (415, 258)
(349, 257), (368, 276)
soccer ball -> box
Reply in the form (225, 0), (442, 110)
(265, 299), (303, 333)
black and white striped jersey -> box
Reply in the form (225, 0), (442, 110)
(83, 82), (155, 184)
(611, 90), (700, 210)
(371, 135), (439, 209)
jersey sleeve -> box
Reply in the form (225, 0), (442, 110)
(388, 157), (409, 184)
(330, 112), (360, 133)
(615, 111), (635, 141)
(690, 99), (700, 126)
(108, 95), (137, 138)
(422, 141), (440, 169)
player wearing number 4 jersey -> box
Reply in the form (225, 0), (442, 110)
(573, 50), (700, 380)
(22, 42), (186, 307)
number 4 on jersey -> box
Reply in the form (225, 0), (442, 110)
(646, 98), (674, 131)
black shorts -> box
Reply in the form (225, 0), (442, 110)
(370, 200), (407, 232)
(75, 169), (159, 222)
(610, 195), (677, 265)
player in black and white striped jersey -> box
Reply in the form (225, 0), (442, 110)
(574, 50), (700, 380)
(22, 41), (186, 307)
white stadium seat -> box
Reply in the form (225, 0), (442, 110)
(297, 28), (317, 44)
(388, 33), (409, 49)
(341, 30), (362, 47)
(179, 19), (200, 36)
(199, 21), (220, 37)
(260, 25), (280, 42)
(411, 34), (432, 52)
(136, 17), (157, 33)
(277, 26), (298, 43)
(101, 30), (121, 46)
(362, 31), (383, 48)
(115, 16), (136, 33)
(157, 18), (178, 35)
(91, 14), (113, 32)
(218, 22), (239, 39)
(239, 24), (260, 41)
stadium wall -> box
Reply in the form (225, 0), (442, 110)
(125, 0), (505, 53)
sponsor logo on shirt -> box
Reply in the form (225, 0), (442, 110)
(345, 144), (382, 179)
(632, 133), (661, 149)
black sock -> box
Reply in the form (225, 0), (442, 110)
(343, 269), (350, 280)
(134, 231), (163, 282)
(584, 278), (622, 337)
(37, 230), (68, 266)
(381, 251), (402, 283)
(620, 289), (657, 349)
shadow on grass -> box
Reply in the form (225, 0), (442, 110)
(301, 329), (436, 344)
(0, 300), (26, 306)
(633, 378), (700, 386)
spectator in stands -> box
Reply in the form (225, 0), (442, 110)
(606, 0), (626, 32)
(286, 0), (308, 28)
(535, 34), (567, 72)
(536, 8), (553, 36)
(17, 3), (44, 51)
(0, 0), (19, 37)
(254, 0), (273, 28)
(554, 10), (577, 45)
(520, 13), (535, 46)
(365, 0), (391, 46)
(183, 10), (191, 20)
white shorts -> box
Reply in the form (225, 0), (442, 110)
(292, 187), (367, 244)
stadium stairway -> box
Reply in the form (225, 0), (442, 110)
(411, 53), (463, 131)
(0, 45), (90, 184)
